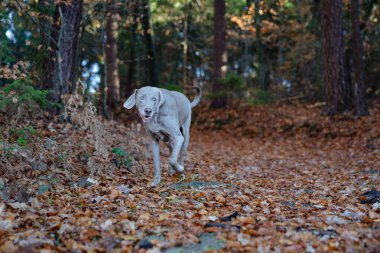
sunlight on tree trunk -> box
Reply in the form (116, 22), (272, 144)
(105, 0), (121, 109)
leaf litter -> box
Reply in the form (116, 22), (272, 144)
(0, 100), (379, 252)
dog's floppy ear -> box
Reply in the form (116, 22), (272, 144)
(123, 89), (138, 109)
(158, 89), (165, 109)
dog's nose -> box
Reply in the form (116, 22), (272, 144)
(144, 108), (152, 115)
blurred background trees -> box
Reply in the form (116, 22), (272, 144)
(0, 0), (379, 116)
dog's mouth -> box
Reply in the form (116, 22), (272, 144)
(140, 114), (152, 123)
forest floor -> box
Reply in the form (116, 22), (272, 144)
(0, 99), (380, 252)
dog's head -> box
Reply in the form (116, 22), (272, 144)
(123, 86), (164, 123)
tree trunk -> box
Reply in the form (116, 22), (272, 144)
(350, 0), (369, 116)
(312, 0), (323, 98)
(39, 0), (59, 91)
(126, 0), (139, 96)
(105, 0), (121, 109)
(320, 0), (346, 115)
(254, 0), (269, 91)
(211, 0), (227, 108)
(141, 0), (158, 86)
(344, 47), (353, 110)
(43, 0), (83, 106)
(182, 1), (189, 89)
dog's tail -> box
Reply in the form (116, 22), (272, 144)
(191, 85), (202, 108)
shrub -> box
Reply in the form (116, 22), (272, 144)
(248, 89), (275, 105)
(220, 71), (245, 94)
(208, 72), (246, 105)
(0, 79), (60, 114)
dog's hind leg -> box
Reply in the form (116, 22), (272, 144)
(167, 129), (184, 173)
(166, 141), (176, 176)
(179, 117), (191, 168)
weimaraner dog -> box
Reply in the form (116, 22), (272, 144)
(124, 86), (201, 187)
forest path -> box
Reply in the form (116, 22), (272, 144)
(1, 106), (379, 252)
(123, 127), (380, 252)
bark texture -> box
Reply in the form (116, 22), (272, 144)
(254, 0), (269, 90)
(350, 0), (369, 116)
(46, 0), (83, 104)
(141, 0), (158, 86)
(211, 0), (227, 108)
(321, 0), (346, 115)
(126, 0), (140, 96)
(105, 0), (121, 109)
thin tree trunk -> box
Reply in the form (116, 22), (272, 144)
(126, 0), (139, 96)
(141, 0), (158, 85)
(350, 0), (369, 116)
(320, 0), (346, 115)
(312, 0), (323, 98)
(101, 14), (109, 119)
(344, 47), (353, 110)
(211, 0), (227, 108)
(182, 0), (189, 89)
(105, 0), (121, 109)
(49, 0), (83, 104)
(254, 0), (269, 90)
(40, 0), (59, 91)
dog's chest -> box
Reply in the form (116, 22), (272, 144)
(147, 121), (161, 133)
(147, 122), (170, 142)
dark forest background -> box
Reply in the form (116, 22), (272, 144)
(1, 0), (379, 117)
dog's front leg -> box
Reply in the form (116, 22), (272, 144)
(150, 138), (161, 187)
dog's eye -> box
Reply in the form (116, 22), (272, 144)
(139, 96), (144, 100)
(152, 97), (157, 102)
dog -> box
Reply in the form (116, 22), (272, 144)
(123, 86), (201, 186)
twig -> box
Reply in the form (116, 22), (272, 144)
(101, 8), (109, 120)
(57, 6), (64, 100)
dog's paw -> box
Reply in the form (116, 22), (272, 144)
(149, 177), (161, 187)
(149, 181), (158, 187)
(177, 164), (184, 173)
(168, 165), (175, 176)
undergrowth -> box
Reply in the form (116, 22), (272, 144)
(0, 81), (146, 201)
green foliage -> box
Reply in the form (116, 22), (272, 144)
(248, 89), (275, 105)
(220, 72), (245, 93)
(10, 126), (37, 146)
(207, 91), (227, 100)
(208, 72), (246, 104)
(0, 43), (15, 65)
(160, 83), (183, 92)
(111, 148), (132, 168)
(0, 79), (60, 112)
(283, 0), (295, 9)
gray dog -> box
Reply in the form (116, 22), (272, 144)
(124, 86), (201, 186)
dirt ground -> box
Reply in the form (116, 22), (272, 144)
(0, 101), (379, 252)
